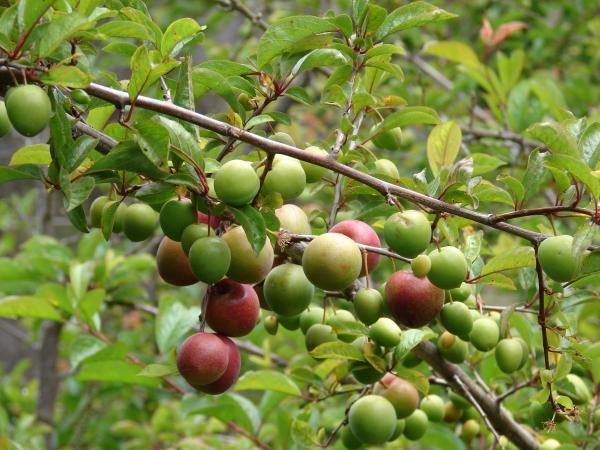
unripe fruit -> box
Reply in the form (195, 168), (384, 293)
(447, 282), (472, 302)
(495, 338), (523, 374)
(176, 332), (229, 385)
(305, 323), (337, 352)
(369, 318), (401, 348)
(514, 337), (530, 369)
(348, 395), (397, 445)
(269, 132), (296, 147)
(351, 363), (386, 384)
(263, 263), (314, 316)
(71, 89), (91, 105)
(102, 201), (127, 233)
(122, 203), (156, 242)
(276, 313), (301, 331)
(300, 307), (325, 334)
(302, 233), (362, 291)
(460, 407), (479, 423)
(420, 395), (445, 422)
(384, 210), (431, 258)
(90, 196), (110, 228)
(326, 309), (356, 343)
(329, 220), (381, 277)
(469, 318), (499, 352)
(411, 254), (431, 278)
(385, 270), (444, 328)
(264, 315), (278, 335)
(261, 155), (306, 201)
(222, 226), (274, 284)
(371, 126), (402, 151)
(159, 199), (197, 242)
(6, 85), (52, 137)
(462, 419), (480, 440)
(0, 101), (12, 137)
(374, 158), (400, 178)
(437, 332), (468, 364)
(191, 334), (240, 395)
(340, 425), (363, 449)
(188, 237), (231, 284)
(214, 160), (260, 206)
(156, 237), (198, 286)
(353, 288), (383, 326)
(444, 401), (464, 422)
(449, 392), (471, 410)
(300, 146), (329, 183)
(205, 278), (260, 337)
(427, 247), (468, 290)
(538, 235), (577, 283)
(275, 204), (312, 235)
(440, 302), (473, 336)
(238, 92), (254, 111)
(181, 223), (210, 256)
(374, 374), (419, 419)
(388, 418), (405, 441)
(539, 439), (561, 450)
(403, 409), (428, 441)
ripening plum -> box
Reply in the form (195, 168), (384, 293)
(348, 395), (397, 445)
(427, 247), (468, 290)
(263, 263), (314, 316)
(176, 332), (229, 385)
(384, 210), (431, 259)
(214, 159), (260, 206)
(538, 235), (577, 283)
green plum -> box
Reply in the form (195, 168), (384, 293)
(264, 315), (278, 335)
(305, 323), (337, 352)
(90, 196), (110, 228)
(348, 395), (397, 445)
(0, 101), (12, 137)
(495, 338), (523, 374)
(538, 235), (577, 283)
(369, 318), (401, 348)
(6, 85), (52, 137)
(384, 210), (431, 259)
(353, 288), (383, 326)
(420, 395), (445, 422)
(403, 409), (428, 441)
(300, 307), (325, 334)
(122, 203), (156, 242)
(159, 199), (197, 242)
(439, 302), (473, 336)
(469, 318), (499, 352)
(188, 237), (231, 284)
(300, 146), (329, 183)
(214, 160), (260, 206)
(181, 223), (210, 256)
(411, 254), (432, 278)
(261, 155), (306, 201)
(427, 247), (468, 290)
(437, 332), (468, 364)
(263, 263), (314, 316)
(326, 309), (356, 343)
(222, 226), (274, 284)
(374, 158), (400, 178)
(276, 313), (301, 331)
(371, 126), (402, 150)
(461, 419), (480, 441)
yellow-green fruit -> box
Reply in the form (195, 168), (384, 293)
(276, 313), (301, 331)
(539, 439), (561, 450)
(102, 201), (127, 233)
(353, 288), (383, 326)
(384, 210), (431, 259)
(263, 315), (278, 335)
(374, 158), (400, 179)
(444, 401), (464, 422)
(538, 235), (577, 283)
(437, 332), (468, 364)
(0, 101), (12, 137)
(411, 254), (432, 278)
(302, 233), (362, 291)
(371, 126), (402, 150)
(261, 155), (306, 201)
(305, 323), (337, 353)
(447, 282), (472, 303)
(348, 395), (397, 445)
(514, 337), (530, 369)
(269, 132), (296, 147)
(221, 226), (274, 284)
(71, 89), (91, 105)
(403, 409), (428, 441)
(6, 85), (52, 137)
(420, 395), (445, 422)
(388, 419), (405, 441)
(188, 237), (231, 284)
(369, 318), (401, 348)
(300, 307), (325, 334)
(90, 196), (110, 228)
(495, 338), (523, 374)
(427, 247), (468, 290)
(461, 419), (480, 441)
(469, 318), (499, 352)
(326, 309), (356, 343)
(181, 223), (210, 256)
(214, 160), (260, 206)
(159, 199), (197, 242)
(263, 264), (314, 316)
(275, 204), (312, 234)
(197, 178), (226, 215)
(449, 392), (471, 410)
(301, 146), (329, 183)
(440, 302), (473, 336)
(340, 425), (363, 449)
(238, 93), (254, 111)
(122, 203), (156, 242)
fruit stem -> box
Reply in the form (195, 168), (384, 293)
(447, 290), (453, 303)
(198, 287), (211, 332)
(361, 249), (370, 289)
(327, 297), (337, 314)
(388, 256), (396, 272)
(322, 297), (327, 324)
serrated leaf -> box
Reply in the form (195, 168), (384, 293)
(161, 18), (204, 58)
(422, 41), (479, 70)
(65, 136), (99, 173)
(133, 120), (170, 169)
(234, 370), (302, 396)
(290, 419), (318, 447)
(427, 121), (462, 176)
(555, 395), (573, 410)
(579, 122), (600, 169)
(192, 67), (243, 116)
(155, 117), (203, 170)
(64, 198), (90, 233)
(39, 12), (93, 58)
(9, 144), (51, 166)
(0, 165), (44, 185)
(100, 201), (119, 241)
(309, 341), (366, 361)
(182, 393), (259, 433)
(97, 20), (154, 42)
(285, 86), (312, 106)
(394, 367), (430, 396)
(495, 174), (524, 206)
(364, 44), (405, 60)
(60, 169), (95, 212)
(330, 321), (369, 338)
(394, 328), (437, 362)
(137, 364), (178, 377)
(544, 154), (599, 200)
(529, 387), (550, 404)
(364, 353), (386, 373)
(77, 361), (160, 386)
(80, 342), (129, 365)
(135, 181), (176, 204)
(87, 141), (169, 179)
(481, 247), (535, 276)
(526, 122), (580, 159)
(375, 2), (457, 40)
(438, 215), (459, 246)
(521, 148), (548, 203)
(554, 352), (572, 382)
(257, 16), (337, 69)
(477, 273), (516, 290)
(291, 48), (347, 75)
(39, 66), (96, 88)
(0, 296), (61, 320)
(364, 59), (404, 82)
(289, 367), (326, 388)
(228, 205), (267, 257)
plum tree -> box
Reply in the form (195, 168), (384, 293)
(176, 332), (229, 385)
(180, 223), (210, 255)
(214, 160), (260, 206)
(260, 155), (306, 201)
(326, 309), (356, 343)
(495, 338), (524, 374)
(439, 302), (473, 336)
(403, 409), (429, 441)
(299, 307), (325, 334)
(221, 226), (274, 284)
(122, 203), (156, 242)
(348, 395), (397, 445)
(427, 247), (468, 290)
(6, 85), (52, 137)
(383, 210), (431, 258)
(368, 317), (401, 348)
(188, 237), (231, 284)
(469, 318), (500, 352)
(263, 263), (314, 316)
(204, 278), (260, 337)
(411, 254), (432, 278)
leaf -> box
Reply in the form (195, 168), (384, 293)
(554, 352), (572, 383)
(308, 341), (365, 361)
(495, 174), (523, 206)
(0, 296), (61, 320)
(192, 68), (242, 116)
(394, 368), (430, 396)
(491, 22), (527, 47)
(364, 59), (404, 82)
(427, 121), (462, 176)
(155, 117), (203, 170)
(38, 66), (95, 88)
(521, 149), (548, 203)
(529, 387), (550, 404)
(573, 223), (598, 269)
(9, 144), (51, 166)
(544, 154), (599, 200)
(135, 181), (176, 204)
(477, 273), (516, 290)
(480, 247), (535, 276)
(526, 122), (580, 159)
(161, 18), (204, 58)
(257, 16), (337, 69)
(96, 20), (154, 42)
(182, 393), (260, 434)
(474, 186), (514, 206)
(330, 322), (369, 338)
(137, 364), (178, 377)
(438, 215), (459, 246)
(100, 201), (119, 241)
(291, 48), (347, 75)
(228, 205), (267, 257)
(59, 168), (95, 212)
(579, 122), (600, 169)
(155, 296), (202, 354)
(133, 120), (170, 169)
(18, 0), (55, 33)
(363, 4), (387, 37)
(394, 327), (437, 362)
(76, 361), (160, 386)
(78, 288), (104, 323)
(290, 419), (318, 447)
(0, 164), (43, 185)
(174, 57), (199, 138)
(128, 45), (180, 101)
(234, 370), (302, 396)
(38, 12), (93, 58)
(285, 86), (312, 106)
(87, 141), (169, 179)
(364, 44), (405, 60)
(80, 342), (128, 365)
(497, 49), (525, 92)
(64, 136), (99, 173)
(372, 107), (440, 137)
(64, 199), (89, 234)
(69, 335), (107, 370)
(422, 41), (479, 69)
(289, 367), (326, 388)
(375, 2), (457, 40)
(364, 353), (386, 373)
(574, 250), (600, 281)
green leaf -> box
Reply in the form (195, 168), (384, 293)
(394, 367), (430, 396)
(64, 198), (90, 234)
(422, 41), (479, 69)
(529, 387), (550, 404)
(38, 12), (93, 58)
(155, 296), (202, 354)
(474, 185), (514, 206)
(394, 327), (437, 362)
(60, 168), (95, 212)
(0, 164), (43, 185)
(191, 68), (243, 116)
(363, 4), (387, 37)
(97, 20), (153, 42)
(472, 153), (508, 176)
(228, 205), (267, 257)
(364, 59), (404, 82)
(285, 86), (312, 106)
(174, 57), (199, 138)
(427, 121), (462, 176)
(364, 353), (386, 373)
(87, 141), (169, 179)
(182, 393), (260, 434)
(70, 260), (95, 301)
(80, 342), (128, 365)
(497, 49), (525, 92)
(554, 352), (572, 382)
(0, 296), (61, 320)
(38, 66), (95, 88)
(375, 2), (457, 40)
(78, 288), (104, 323)
(135, 181), (176, 204)
(76, 361), (160, 386)
(257, 16), (337, 69)
(119, 7), (162, 45)
(100, 201), (119, 241)
(137, 364), (178, 377)
(290, 419), (318, 447)
(330, 322), (369, 338)
(18, 0), (55, 33)
(521, 149), (548, 203)
(69, 335), (107, 370)
(555, 395), (574, 410)
(364, 44), (405, 60)
(291, 48), (347, 75)
(573, 223), (598, 269)
(289, 367), (326, 388)
(544, 154), (599, 200)
(234, 370), (302, 396)
(161, 18), (204, 58)
(326, 14), (352, 39)
(155, 117), (203, 170)
(102, 41), (138, 57)
(308, 341), (366, 361)
(526, 122), (580, 159)
(579, 122), (600, 169)
(64, 136), (99, 173)
(477, 273), (516, 290)
(9, 144), (51, 166)
(195, 60), (253, 77)
(438, 215), (459, 246)
(372, 107), (440, 137)
(133, 120), (170, 170)
(480, 247), (535, 276)
(573, 250), (600, 281)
